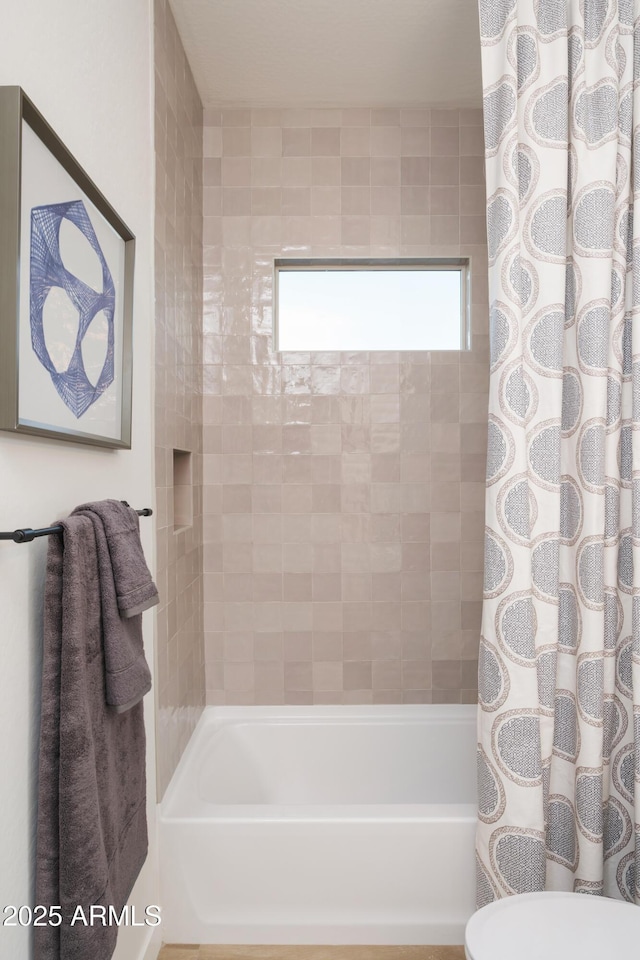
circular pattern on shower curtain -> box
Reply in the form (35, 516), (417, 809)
(477, 0), (640, 906)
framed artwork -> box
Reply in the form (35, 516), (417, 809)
(0, 87), (134, 448)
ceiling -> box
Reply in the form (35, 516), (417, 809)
(169, 0), (483, 107)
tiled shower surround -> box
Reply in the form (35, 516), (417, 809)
(154, 0), (206, 795)
(202, 106), (488, 705)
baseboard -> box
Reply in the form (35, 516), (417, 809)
(141, 926), (162, 960)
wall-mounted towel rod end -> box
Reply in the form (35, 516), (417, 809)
(0, 507), (153, 544)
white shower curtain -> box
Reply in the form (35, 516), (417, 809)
(477, 0), (640, 904)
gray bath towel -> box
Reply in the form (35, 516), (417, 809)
(71, 500), (158, 710)
(35, 508), (155, 960)
(73, 500), (158, 618)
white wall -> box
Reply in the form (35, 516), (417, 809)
(0, 2), (159, 958)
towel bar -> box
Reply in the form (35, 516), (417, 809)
(0, 506), (153, 543)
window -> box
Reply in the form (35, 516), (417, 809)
(274, 259), (470, 352)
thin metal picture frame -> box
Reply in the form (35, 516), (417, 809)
(0, 86), (135, 448)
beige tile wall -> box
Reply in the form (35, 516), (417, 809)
(202, 105), (488, 706)
(154, 0), (206, 796)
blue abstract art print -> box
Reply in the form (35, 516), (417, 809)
(29, 199), (115, 419)
(0, 89), (133, 447)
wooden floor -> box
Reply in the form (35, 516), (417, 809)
(158, 947), (466, 960)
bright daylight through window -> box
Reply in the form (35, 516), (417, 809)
(275, 259), (470, 352)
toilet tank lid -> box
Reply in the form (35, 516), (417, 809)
(465, 892), (640, 960)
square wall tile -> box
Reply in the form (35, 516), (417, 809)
(201, 102), (488, 709)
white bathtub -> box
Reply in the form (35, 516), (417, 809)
(159, 705), (477, 945)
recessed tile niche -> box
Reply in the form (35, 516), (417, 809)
(173, 449), (193, 531)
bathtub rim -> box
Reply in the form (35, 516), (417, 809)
(160, 703), (478, 822)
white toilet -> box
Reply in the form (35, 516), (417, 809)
(465, 891), (640, 959)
